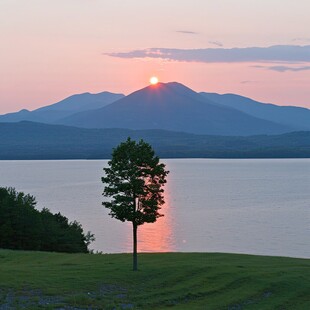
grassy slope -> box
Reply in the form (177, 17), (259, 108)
(0, 250), (309, 309)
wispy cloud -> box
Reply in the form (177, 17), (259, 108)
(240, 80), (259, 84)
(292, 37), (310, 43)
(253, 65), (310, 72)
(208, 41), (223, 47)
(105, 45), (310, 64)
(176, 30), (198, 35)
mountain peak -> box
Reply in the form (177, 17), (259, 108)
(127, 81), (200, 102)
(56, 80), (291, 136)
(142, 81), (197, 93)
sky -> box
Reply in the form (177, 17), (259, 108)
(0, 0), (310, 114)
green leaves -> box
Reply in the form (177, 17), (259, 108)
(102, 138), (169, 226)
(0, 187), (93, 253)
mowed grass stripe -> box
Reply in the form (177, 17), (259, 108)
(0, 250), (309, 309)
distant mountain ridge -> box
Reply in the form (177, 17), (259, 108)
(1, 81), (309, 136)
(0, 121), (310, 159)
(35, 91), (124, 112)
(0, 91), (124, 123)
(200, 92), (310, 131)
(55, 82), (290, 136)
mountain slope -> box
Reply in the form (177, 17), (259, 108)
(0, 92), (124, 124)
(57, 82), (291, 136)
(36, 91), (124, 112)
(200, 92), (310, 130)
(1, 121), (309, 159)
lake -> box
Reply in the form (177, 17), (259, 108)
(0, 159), (309, 258)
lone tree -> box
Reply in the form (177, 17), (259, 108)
(102, 138), (169, 271)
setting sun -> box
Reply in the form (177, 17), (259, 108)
(150, 76), (159, 85)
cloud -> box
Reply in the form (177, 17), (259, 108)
(105, 45), (310, 64)
(292, 37), (310, 43)
(208, 41), (223, 47)
(176, 30), (198, 35)
(240, 80), (258, 84)
(253, 65), (310, 72)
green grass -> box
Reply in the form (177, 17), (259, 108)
(0, 250), (309, 309)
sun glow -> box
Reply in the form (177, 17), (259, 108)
(150, 76), (159, 85)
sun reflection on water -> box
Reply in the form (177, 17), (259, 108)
(126, 185), (175, 253)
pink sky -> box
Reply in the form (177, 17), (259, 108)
(1, 0), (309, 114)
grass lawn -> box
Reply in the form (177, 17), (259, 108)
(0, 250), (309, 309)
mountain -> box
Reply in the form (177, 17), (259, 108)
(200, 92), (310, 131)
(35, 91), (124, 113)
(56, 82), (291, 136)
(0, 121), (309, 159)
(0, 92), (124, 124)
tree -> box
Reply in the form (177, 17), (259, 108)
(0, 187), (94, 253)
(102, 138), (169, 270)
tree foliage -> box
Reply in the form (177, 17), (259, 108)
(0, 187), (94, 253)
(102, 138), (169, 270)
(102, 138), (169, 225)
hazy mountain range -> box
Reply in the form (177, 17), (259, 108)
(0, 92), (124, 124)
(200, 92), (310, 131)
(54, 82), (289, 136)
(1, 81), (310, 159)
(1, 121), (310, 159)
(1, 82), (310, 136)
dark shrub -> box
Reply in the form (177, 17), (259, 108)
(0, 187), (94, 253)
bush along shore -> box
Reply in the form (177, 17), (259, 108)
(0, 187), (94, 253)
(0, 250), (309, 309)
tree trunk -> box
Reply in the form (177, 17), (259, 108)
(133, 223), (138, 271)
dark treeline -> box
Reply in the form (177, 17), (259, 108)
(1, 122), (310, 159)
(0, 187), (94, 253)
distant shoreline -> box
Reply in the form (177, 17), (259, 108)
(1, 122), (310, 160)
(1, 156), (310, 160)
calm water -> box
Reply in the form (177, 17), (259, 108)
(0, 159), (309, 258)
